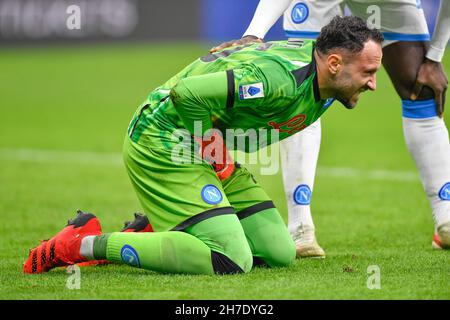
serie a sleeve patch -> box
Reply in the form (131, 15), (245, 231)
(238, 83), (264, 100)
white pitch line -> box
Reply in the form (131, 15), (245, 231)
(316, 166), (419, 182)
(0, 148), (123, 166)
(0, 148), (420, 182)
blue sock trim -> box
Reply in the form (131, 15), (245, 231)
(402, 99), (438, 119)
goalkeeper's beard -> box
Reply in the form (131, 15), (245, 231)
(331, 76), (363, 110)
(336, 93), (358, 109)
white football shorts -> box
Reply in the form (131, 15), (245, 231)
(284, 0), (430, 45)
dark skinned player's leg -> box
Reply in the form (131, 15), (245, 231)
(383, 41), (434, 99)
(383, 41), (450, 246)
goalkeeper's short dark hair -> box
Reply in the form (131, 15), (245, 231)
(316, 16), (384, 55)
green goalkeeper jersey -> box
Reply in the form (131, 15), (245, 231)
(127, 40), (334, 152)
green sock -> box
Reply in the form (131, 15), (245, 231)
(93, 233), (111, 260)
(104, 231), (215, 275)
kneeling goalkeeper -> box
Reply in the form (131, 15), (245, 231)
(24, 16), (383, 275)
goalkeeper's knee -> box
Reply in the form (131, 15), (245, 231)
(185, 214), (253, 274)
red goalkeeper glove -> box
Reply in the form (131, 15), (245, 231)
(194, 131), (235, 181)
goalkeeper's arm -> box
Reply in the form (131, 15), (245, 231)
(170, 71), (230, 135)
(170, 71), (235, 180)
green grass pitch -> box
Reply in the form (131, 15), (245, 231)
(0, 43), (449, 300)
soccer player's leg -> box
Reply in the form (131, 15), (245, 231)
(75, 212), (153, 268)
(348, 0), (450, 249)
(383, 42), (450, 249)
(80, 214), (251, 275)
(280, 122), (326, 258)
(24, 137), (253, 274)
(24, 209), (248, 274)
(281, 0), (344, 259)
(109, 136), (252, 274)
(23, 209), (214, 274)
(223, 165), (296, 268)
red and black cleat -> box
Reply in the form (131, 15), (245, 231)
(122, 213), (154, 233)
(23, 210), (102, 274)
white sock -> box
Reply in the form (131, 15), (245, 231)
(280, 119), (321, 237)
(79, 235), (96, 260)
(402, 100), (450, 228)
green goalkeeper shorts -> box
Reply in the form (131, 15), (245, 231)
(123, 136), (274, 232)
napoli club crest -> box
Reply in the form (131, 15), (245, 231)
(291, 3), (309, 24)
(120, 245), (141, 267)
(439, 182), (450, 201)
(201, 184), (223, 205)
(294, 184), (312, 205)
